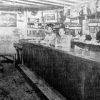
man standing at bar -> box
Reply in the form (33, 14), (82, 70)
(55, 25), (72, 51)
(40, 24), (56, 46)
(96, 27), (100, 42)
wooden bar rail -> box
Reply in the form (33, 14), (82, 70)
(18, 64), (66, 100)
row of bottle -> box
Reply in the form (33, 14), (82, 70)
(27, 24), (38, 28)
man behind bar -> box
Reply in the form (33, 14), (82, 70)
(96, 27), (100, 42)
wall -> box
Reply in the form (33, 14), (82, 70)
(17, 11), (27, 38)
(0, 11), (16, 37)
(0, 11), (27, 40)
(0, 10), (27, 54)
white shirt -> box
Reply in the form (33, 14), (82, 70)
(41, 33), (56, 45)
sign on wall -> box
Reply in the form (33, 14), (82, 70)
(0, 13), (17, 27)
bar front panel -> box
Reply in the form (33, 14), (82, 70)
(21, 43), (100, 100)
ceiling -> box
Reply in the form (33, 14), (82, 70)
(0, 0), (90, 11)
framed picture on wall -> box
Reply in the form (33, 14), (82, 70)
(44, 13), (57, 23)
(0, 12), (17, 27)
(45, 14), (55, 20)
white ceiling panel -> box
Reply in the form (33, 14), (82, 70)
(0, 0), (92, 11)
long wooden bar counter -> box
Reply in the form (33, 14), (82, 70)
(14, 40), (100, 100)
(71, 40), (100, 51)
